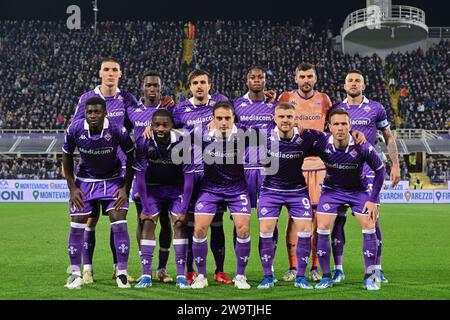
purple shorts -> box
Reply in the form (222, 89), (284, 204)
(244, 168), (264, 209)
(130, 178), (140, 203)
(188, 171), (225, 215)
(141, 185), (185, 217)
(187, 171), (204, 214)
(258, 187), (312, 220)
(195, 189), (251, 216)
(366, 175), (380, 205)
(69, 177), (128, 216)
(317, 188), (371, 216)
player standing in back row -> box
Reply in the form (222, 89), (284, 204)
(233, 66), (278, 277)
(278, 63), (332, 282)
(127, 71), (175, 283)
(69, 57), (138, 284)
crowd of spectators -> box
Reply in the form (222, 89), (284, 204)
(389, 41), (449, 130)
(0, 156), (62, 179)
(426, 155), (450, 185)
(0, 20), (183, 129)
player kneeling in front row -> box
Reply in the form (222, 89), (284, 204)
(133, 109), (194, 289)
(312, 109), (385, 291)
(63, 97), (135, 289)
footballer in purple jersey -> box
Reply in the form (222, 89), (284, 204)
(233, 66), (280, 281)
(256, 103), (326, 290)
(66, 57), (138, 285)
(190, 101), (252, 290)
(126, 71), (175, 283)
(132, 109), (194, 289)
(312, 108), (386, 291)
(146, 69), (232, 285)
(63, 97), (135, 289)
(327, 70), (399, 284)
(233, 66), (277, 208)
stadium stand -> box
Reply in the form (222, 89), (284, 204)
(386, 41), (449, 130)
(0, 20), (183, 129)
(0, 155), (62, 179)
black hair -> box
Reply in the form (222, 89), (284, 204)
(152, 108), (174, 124)
(85, 97), (106, 111)
(212, 100), (234, 116)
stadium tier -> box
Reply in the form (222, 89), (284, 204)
(0, 20), (448, 131)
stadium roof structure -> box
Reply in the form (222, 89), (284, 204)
(1, 129), (449, 155)
(0, 130), (66, 155)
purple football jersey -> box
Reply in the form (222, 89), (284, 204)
(233, 93), (276, 168)
(331, 96), (390, 178)
(133, 132), (185, 186)
(312, 133), (385, 193)
(62, 118), (134, 180)
(172, 93), (228, 171)
(172, 94), (228, 130)
(72, 86), (138, 130)
(331, 96), (389, 146)
(71, 86), (138, 168)
(194, 125), (247, 194)
(127, 100), (163, 141)
(261, 126), (325, 191)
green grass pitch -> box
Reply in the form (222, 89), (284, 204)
(1, 203), (449, 300)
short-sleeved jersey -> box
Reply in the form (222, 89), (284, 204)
(330, 96), (390, 177)
(233, 93), (276, 168)
(133, 132), (185, 186)
(72, 86), (138, 130)
(311, 134), (384, 192)
(193, 125), (246, 193)
(330, 96), (390, 146)
(172, 93), (228, 172)
(278, 90), (332, 170)
(62, 118), (134, 180)
(172, 94), (228, 130)
(71, 86), (138, 168)
(127, 100), (162, 141)
(261, 126), (325, 191)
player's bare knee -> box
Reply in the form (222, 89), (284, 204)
(172, 217), (186, 236)
(109, 209), (127, 223)
(235, 224), (250, 238)
(141, 219), (156, 240)
(72, 214), (89, 224)
(317, 222), (331, 231)
(86, 215), (99, 228)
(297, 222), (312, 233)
(360, 221), (375, 230)
(194, 226), (208, 239)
